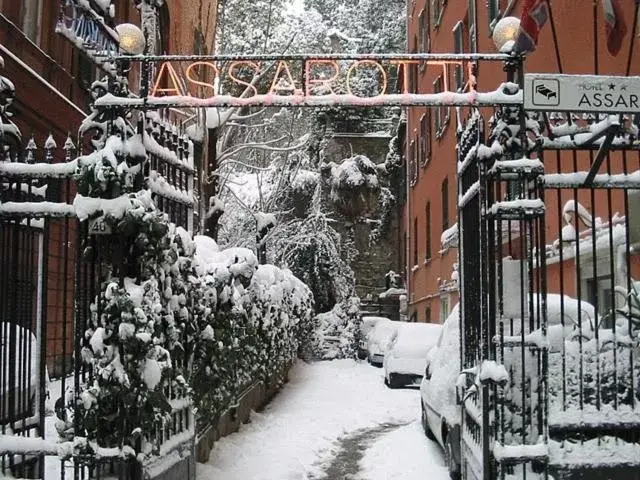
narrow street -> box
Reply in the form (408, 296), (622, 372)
(196, 360), (449, 480)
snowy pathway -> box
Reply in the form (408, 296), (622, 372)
(196, 359), (449, 480)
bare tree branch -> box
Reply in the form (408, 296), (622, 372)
(229, 108), (267, 121)
(226, 121), (272, 128)
(218, 135), (288, 164)
(256, 170), (264, 211)
(220, 183), (254, 214)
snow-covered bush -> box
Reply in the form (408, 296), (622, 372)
(311, 296), (361, 360)
(289, 169), (320, 217)
(369, 186), (395, 245)
(72, 204), (315, 456)
(70, 178), (196, 460)
(63, 92), (315, 460)
(189, 238), (314, 420)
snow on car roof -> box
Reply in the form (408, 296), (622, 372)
(362, 316), (391, 322)
(392, 322), (443, 356)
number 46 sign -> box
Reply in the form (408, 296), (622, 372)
(88, 216), (113, 235)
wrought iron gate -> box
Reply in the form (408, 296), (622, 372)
(458, 68), (640, 479)
(0, 61), (195, 479)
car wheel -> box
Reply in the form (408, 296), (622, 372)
(444, 431), (461, 480)
(421, 404), (435, 440)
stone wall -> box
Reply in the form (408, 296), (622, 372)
(324, 133), (391, 165)
(323, 133), (401, 300)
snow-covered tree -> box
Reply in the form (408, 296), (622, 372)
(271, 210), (356, 313)
(302, 0), (406, 132)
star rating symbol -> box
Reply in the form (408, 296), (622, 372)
(621, 85), (628, 91)
(609, 83), (616, 90)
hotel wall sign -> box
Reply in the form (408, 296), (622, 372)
(525, 73), (640, 113)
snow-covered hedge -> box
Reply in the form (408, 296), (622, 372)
(189, 236), (314, 420)
(66, 200), (196, 458)
(70, 206), (314, 457)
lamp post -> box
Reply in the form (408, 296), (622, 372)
(112, 23), (146, 99)
(492, 16), (521, 82)
(492, 16), (526, 199)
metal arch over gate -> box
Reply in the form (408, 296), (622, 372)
(93, 53), (522, 109)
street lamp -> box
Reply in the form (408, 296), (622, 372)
(492, 16), (520, 53)
(115, 23), (145, 55)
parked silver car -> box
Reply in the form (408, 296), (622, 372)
(366, 319), (400, 367)
(420, 304), (462, 479)
(383, 322), (442, 388)
(358, 316), (389, 360)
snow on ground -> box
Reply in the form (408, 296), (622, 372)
(358, 421), (449, 480)
(45, 375), (74, 479)
(197, 359), (449, 480)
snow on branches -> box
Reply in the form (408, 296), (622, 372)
(189, 236), (314, 420)
(321, 155), (380, 219)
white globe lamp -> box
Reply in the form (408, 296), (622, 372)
(115, 23), (146, 55)
(492, 16), (521, 53)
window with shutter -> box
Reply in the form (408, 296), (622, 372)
(418, 9), (425, 52)
(413, 217), (419, 267)
(434, 76), (449, 137)
(453, 21), (464, 91)
(468, 0), (477, 52)
(409, 139), (418, 187)
(432, 0), (446, 27)
(422, 6), (430, 53)
(21, 0), (43, 44)
(425, 201), (432, 260)
(441, 177), (449, 231)
(420, 112), (431, 166)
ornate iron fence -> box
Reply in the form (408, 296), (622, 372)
(457, 68), (640, 479)
(0, 58), (196, 479)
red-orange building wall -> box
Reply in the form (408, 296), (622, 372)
(405, 0), (640, 323)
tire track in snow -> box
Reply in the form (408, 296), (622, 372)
(310, 421), (409, 480)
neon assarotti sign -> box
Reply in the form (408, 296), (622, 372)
(151, 58), (474, 105)
(93, 55), (523, 108)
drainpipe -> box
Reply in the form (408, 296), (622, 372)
(405, 2), (411, 317)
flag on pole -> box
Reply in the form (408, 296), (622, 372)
(513, 0), (550, 54)
(603, 0), (628, 56)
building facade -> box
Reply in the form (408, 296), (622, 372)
(404, 0), (640, 323)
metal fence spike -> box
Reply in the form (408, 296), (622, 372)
(63, 133), (76, 151)
(45, 133), (57, 150)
